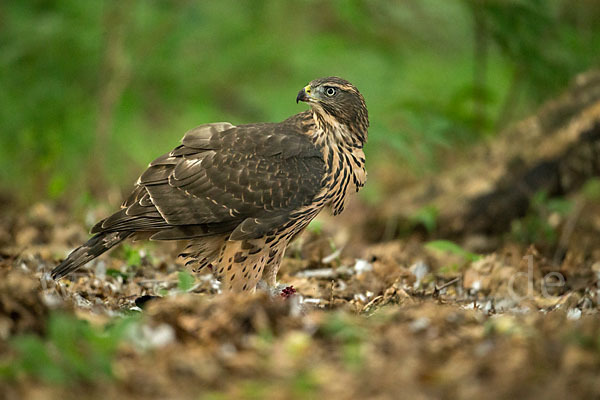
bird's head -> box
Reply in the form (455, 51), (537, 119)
(297, 77), (368, 144)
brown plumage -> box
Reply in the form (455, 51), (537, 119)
(52, 77), (368, 292)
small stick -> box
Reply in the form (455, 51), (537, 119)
(435, 277), (460, 292)
(329, 279), (335, 309)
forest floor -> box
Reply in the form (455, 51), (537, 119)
(3, 73), (600, 399)
(1, 180), (600, 400)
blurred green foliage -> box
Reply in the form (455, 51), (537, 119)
(1, 312), (137, 384)
(320, 312), (367, 368)
(510, 190), (574, 245)
(409, 204), (439, 233)
(1, 0), (599, 202)
(582, 178), (600, 201)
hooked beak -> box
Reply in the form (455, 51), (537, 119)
(296, 85), (312, 104)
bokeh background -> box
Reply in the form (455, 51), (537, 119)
(2, 0), (600, 205)
(4, 3), (600, 399)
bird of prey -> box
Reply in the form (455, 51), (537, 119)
(52, 77), (368, 292)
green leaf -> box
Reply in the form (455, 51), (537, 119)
(425, 240), (481, 262)
(178, 270), (196, 292)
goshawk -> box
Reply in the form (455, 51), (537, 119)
(52, 77), (368, 292)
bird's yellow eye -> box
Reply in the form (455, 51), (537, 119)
(325, 87), (337, 97)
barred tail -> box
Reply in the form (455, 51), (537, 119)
(51, 231), (132, 280)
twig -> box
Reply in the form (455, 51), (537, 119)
(329, 279), (335, 309)
(435, 277), (460, 292)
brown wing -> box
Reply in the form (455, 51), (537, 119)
(91, 118), (326, 240)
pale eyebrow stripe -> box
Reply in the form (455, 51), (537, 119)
(321, 83), (355, 92)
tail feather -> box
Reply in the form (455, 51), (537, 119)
(51, 231), (132, 280)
